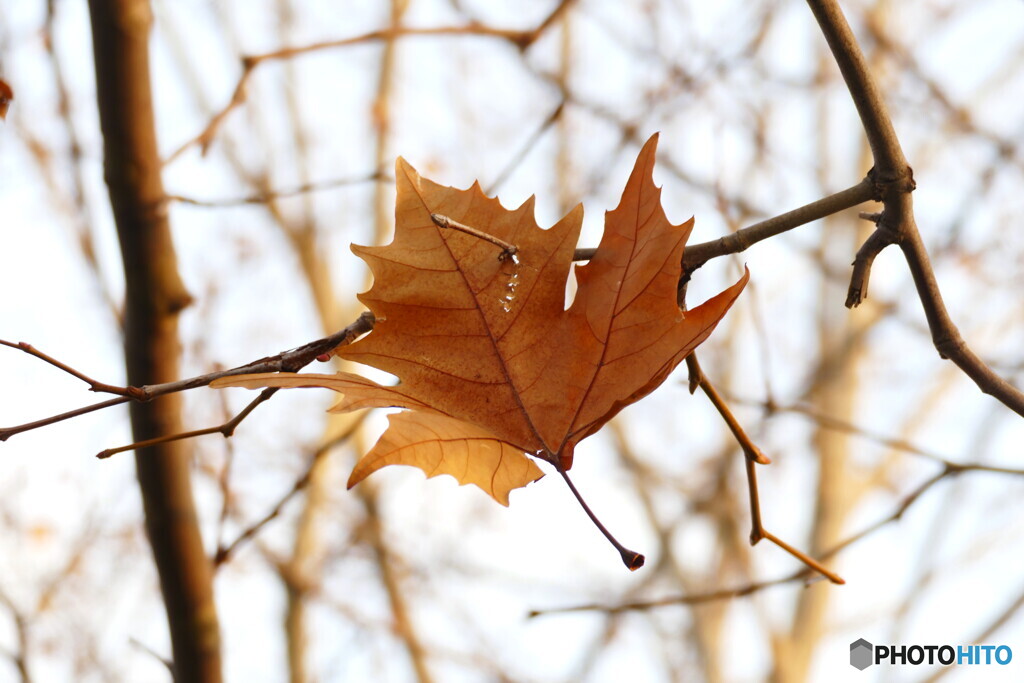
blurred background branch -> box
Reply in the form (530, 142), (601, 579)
(1, 0), (1023, 681)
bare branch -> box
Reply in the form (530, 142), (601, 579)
(807, 0), (1024, 416)
(164, 10), (575, 165)
(919, 585), (1024, 683)
(96, 387), (280, 459)
(823, 462), (1024, 561)
(0, 312), (375, 442)
(485, 101), (566, 195)
(685, 355), (770, 465)
(684, 179), (877, 268)
(572, 179), (876, 266)
(528, 573), (804, 617)
(686, 355), (843, 584)
(167, 172), (387, 207)
(535, 457), (1024, 618)
(0, 587), (31, 683)
(212, 415), (366, 567)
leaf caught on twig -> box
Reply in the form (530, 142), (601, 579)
(216, 134), (747, 505)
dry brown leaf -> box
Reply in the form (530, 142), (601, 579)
(217, 134), (747, 505)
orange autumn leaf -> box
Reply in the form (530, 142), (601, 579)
(216, 134), (748, 505)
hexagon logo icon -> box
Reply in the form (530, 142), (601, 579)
(850, 638), (873, 670)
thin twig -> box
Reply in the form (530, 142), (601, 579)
(743, 459), (765, 545)
(485, 101), (566, 195)
(684, 179), (877, 268)
(0, 340), (144, 398)
(821, 469), (948, 560)
(164, 13), (573, 165)
(96, 387), (279, 459)
(167, 172), (387, 207)
(430, 213), (518, 261)
(685, 355), (770, 465)
(428, 179), (874, 269)
(0, 312), (375, 442)
(531, 457), (1024, 617)
(760, 530), (844, 584)
(128, 638), (174, 677)
(528, 573), (802, 617)
(821, 462), (1024, 561)
(41, 3), (119, 324)
(0, 396), (130, 442)
(919, 585), (1024, 683)
(686, 354), (843, 584)
(745, 397), (992, 467)
(213, 414), (366, 567)
(0, 587), (31, 683)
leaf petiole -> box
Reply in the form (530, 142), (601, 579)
(556, 465), (645, 571)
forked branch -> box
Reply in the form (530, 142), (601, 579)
(0, 312), (375, 444)
(686, 354), (844, 584)
(807, 0), (1024, 416)
(165, 0), (576, 164)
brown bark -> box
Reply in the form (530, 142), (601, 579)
(88, 1), (222, 681)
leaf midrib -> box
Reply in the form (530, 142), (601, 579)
(404, 166), (555, 459)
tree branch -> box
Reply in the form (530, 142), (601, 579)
(0, 313), (375, 443)
(212, 415), (366, 567)
(165, 6), (575, 165)
(686, 355), (843, 584)
(572, 178), (876, 266)
(531, 456), (1024, 618)
(95, 387), (280, 459)
(806, 0), (1024, 417)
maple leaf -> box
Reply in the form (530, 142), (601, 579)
(216, 134), (747, 506)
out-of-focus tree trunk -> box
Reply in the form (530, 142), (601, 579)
(277, 0), (433, 678)
(348, 2), (436, 681)
(773, 6), (889, 679)
(88, 1), (222, 681)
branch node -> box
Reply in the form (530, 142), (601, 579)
(762, 530), (844, 584)
(933, 333), (965, 361)
(126, 385), (151, 401)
